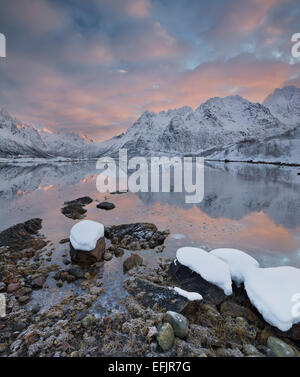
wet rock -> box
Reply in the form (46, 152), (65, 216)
(114, 247), (124, 257)
(124, 277), (189, 312)
(103, 251), (113, 261)
(63, 258), (71, 265)
(56, 280), (63, 288)
(18, 295), (30, 304)
(59, 238), (70, 244)
(61, 204), (87, 220)
(0, 218), (43, 250)
(168, 260), (227, 305)
(123, 254), (143, 273)
(7, 283), (19, 293)
(31, 276), (46, 289)
(61, 197), (93, 220)
(68, 267), (85, 279)
(105, 223), (169, 250)
(97, 202), (115, 210)
(64, 196), (93, 206)
(163, 311), (189, 338)
(81, 314), (95, 328)
(70, 237), (105, 265)
(31, 304), (41, 314)
(242, 344), (265, 357)
(267, 336), (297, 357)
(157, 323), (174, 352)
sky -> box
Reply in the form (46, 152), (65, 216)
(0, 0), (299, 141)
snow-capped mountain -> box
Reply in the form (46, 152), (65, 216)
(99, 93), (293, 157)
(0, 109), (100, 158)
(263, 86), (300, 127)
(0, 86), (299, 162)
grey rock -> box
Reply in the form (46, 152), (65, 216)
(267, 336), (296, 357)
(163, 311), (189, 338)
(157, 323), (174, 352)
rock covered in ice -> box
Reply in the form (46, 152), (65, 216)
(176, 247), (232, 295)
(244, 266), (300, 332)
(210, 248), (259, 285)
(70, 220), (104, 251)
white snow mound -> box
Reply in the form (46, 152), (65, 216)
(172, 286), (203, 301)
(210, 248), (259, 285)
(176, 247), (232, 295)
(244, 266), (300, 332)
(70, 220), (104, 251)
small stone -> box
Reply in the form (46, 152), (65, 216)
(114, 248), (124, 257)
(81, 314), (95, 328)
(18, 295), (30, 304)
(163, 311), (189, 338)
(96, 202), (115, 210)
(32, 276), (46, 289)
(84, 272), (90, 279)
(103, 252), (113, 261)
(123, 254), (143, 273)
(147, 326), (158, 342)
(7, 283), (19, 293)
(60, 272), (69, 281)
(267, 336), (296, 357)
(31, 304), (41, 314)
(63, 259), (71, 265)
(56, 280), (63, 288)
(0, 344), (7, 353)
(0, 282), (6, 292)
(157, 323), (175, 352)
(70, 351), (79, 357)
(103, 316), (112, 327)
(68, 267), (85, 279)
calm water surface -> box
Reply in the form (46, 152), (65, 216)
(0, 160), (299, 315)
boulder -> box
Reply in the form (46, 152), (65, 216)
(267, 336), (297, 357)
(70, 237), (105, 264)
(168, 260), (227, 305)
(105, 223), (169, 250)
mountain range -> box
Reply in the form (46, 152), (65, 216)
(0, 86), (299, 164)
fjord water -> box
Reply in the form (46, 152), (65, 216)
(0, 160), (299, 314)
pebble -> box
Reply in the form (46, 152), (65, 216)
(157, 323), (174, 352)
(267, 336), (296, 357)
(163, 311), (189, 338)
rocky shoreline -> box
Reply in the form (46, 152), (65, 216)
(0, 204), (299, 357)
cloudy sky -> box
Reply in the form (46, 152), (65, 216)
(0, 0), (299, 141)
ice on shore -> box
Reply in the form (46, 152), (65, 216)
(176, 247), (232, 295)
(70, 220), (104, 251)
(244, 266), (300, 332)
(172, 286), (203, 301)
(210, 248), (259, 285)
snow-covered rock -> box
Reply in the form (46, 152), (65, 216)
(210, 248), (259, 285)
(172, 286), (203, 301)
(70, 220), (104, 251)
(263, 86), (300, 127)
(244, 266), (300, 332)
(176, 247), (232, 295)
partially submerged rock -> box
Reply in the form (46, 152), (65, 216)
(105, 223), (169, 250)
(0, 218), (44, 251)
(69, 220), (105, 264)
(123, 254), (143, 273)
(96, 202), (115, 210)
(61, 196), (93, 220)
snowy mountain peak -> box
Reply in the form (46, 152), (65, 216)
(263, 86), (300, 126)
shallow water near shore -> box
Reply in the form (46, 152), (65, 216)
(0, 159), (299, 316)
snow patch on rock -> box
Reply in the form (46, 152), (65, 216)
(70, 220), (104, 252)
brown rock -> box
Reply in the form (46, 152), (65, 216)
(220, 300), (259, 324)
(123, 254), (143, 273)
(32, 276), (46, 289)
(7, 283), (19, 293)
(70, 237), (105, 265)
